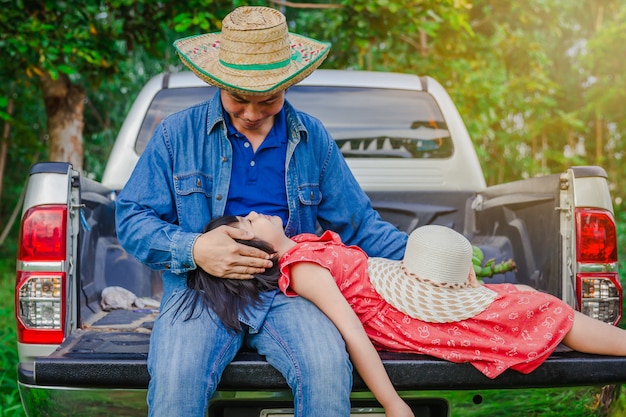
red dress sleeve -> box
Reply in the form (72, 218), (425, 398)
(278, 230), (368, 296)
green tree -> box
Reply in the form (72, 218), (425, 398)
(0, 0), (234, 237)
(0, 0), (242, 171)
(579, 2), (626, 208)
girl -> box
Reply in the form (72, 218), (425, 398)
(185, 212), (626, 417)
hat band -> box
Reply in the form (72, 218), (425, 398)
(219, 58), (291, 71)
(401, 264), (470, 289)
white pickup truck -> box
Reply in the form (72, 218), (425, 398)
(15, 70), (625, 416)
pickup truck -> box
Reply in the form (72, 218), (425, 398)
(15, 69), (626, 416)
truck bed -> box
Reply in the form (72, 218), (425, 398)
(51, 184), (624, 392)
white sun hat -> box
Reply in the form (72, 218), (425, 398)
(368, 225), (498, 323)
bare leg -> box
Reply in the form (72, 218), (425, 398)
(562, 311), (626, 356)
(508, 284), (626, 355)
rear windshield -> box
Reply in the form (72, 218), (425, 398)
(135, 85), (452, 159)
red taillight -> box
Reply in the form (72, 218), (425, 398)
(576, 209), (617, 263)
(575, 208), (621, 324)
(18, 206), (67, 261)
(16, 205), (67, 344)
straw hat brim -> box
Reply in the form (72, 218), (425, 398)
(368, 258), (498, 323)
(174, 32), (331, 95)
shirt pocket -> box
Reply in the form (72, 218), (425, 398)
(174, 172), (213, 197)
(298, 184), (322, 206)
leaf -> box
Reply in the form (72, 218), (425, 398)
(57, 65), (77, 75)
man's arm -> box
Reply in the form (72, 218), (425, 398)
(116, 122), (271, 278)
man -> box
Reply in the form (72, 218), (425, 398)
(115, 6), (408, 416)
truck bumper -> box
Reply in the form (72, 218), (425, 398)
(18, 384), (620, 417)
(18, 350), (626, 416)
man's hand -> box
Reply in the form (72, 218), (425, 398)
(192, 225), (273, 279)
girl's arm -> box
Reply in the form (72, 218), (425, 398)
(289, 262), (414, 417)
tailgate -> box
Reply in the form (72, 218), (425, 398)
(20, 328), (626, 389)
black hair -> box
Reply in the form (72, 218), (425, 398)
(175, 215), (280, 331)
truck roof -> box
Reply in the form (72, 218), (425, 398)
(161, 69), (427, 90)
(102, 70), (486, 192)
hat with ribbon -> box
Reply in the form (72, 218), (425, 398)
(368, 225), (498, 323)
(173, 6), (331, 95)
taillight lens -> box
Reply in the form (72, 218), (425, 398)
(575, 208), (621, 324)
(18, 206), (67, 261)
(576, 209), (617, 263)
(16, 205), (67, 344)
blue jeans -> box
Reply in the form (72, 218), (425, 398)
(147, 290), (353, 417)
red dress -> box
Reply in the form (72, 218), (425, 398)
(278, 231), (575, 379)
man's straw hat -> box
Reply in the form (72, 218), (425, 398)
(173, 6), (331, 95)
(368, 225), (498, 323)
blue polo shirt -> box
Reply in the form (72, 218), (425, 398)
(223, 108), (289, 226)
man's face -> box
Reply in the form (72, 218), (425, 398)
(221, 90), (285, 133)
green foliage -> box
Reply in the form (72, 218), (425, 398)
(284, 0), (473, 70)
(0, 79), (46, 250)
(0, 0), (624, 187)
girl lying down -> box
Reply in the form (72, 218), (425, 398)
(179, 212), (626, 417)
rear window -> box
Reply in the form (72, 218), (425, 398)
(135, 85), (452, 159)
(135, 86), (217, 154)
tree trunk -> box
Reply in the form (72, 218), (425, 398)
(40, 71), (85, 171)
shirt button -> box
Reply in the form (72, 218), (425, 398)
(221, 156), (228, 162)
(196, 179), (201, 187)
(216, 195), (223, 201)
(164, 264), (171, 269)
(244, 142), (250, 148)
(182, 262), (190, 269)
(250, 161), (256, 167)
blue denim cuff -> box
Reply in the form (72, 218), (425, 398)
(169, 230), (201, 274)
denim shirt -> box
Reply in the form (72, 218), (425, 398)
(115, 91), (408, 330)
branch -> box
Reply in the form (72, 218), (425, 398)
(85, 95), (109, 131)
(0, 152), (39, 247)
(0, 175), (27, 246)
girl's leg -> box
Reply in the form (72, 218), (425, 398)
(147, 289), (245, 417)
(563, 311), (626, 356)
(512, 284), (626, 356)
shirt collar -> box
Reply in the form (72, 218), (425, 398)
(206, 90), (307, 144)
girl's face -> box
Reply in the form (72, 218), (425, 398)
(237, 211), (286, 246)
